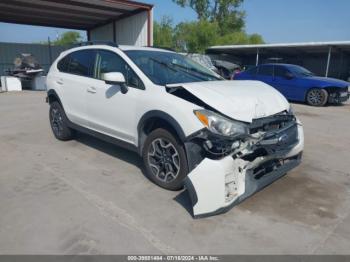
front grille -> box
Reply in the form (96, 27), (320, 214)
(249, 112), (296, 134)
(249, 112), (298, 154)
(261, 123), (298, 153)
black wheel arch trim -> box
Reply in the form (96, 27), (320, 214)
(137, 110), (187, 155)
(47, 89), (63, 106)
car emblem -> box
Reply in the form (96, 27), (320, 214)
(278, 134), (289, 145)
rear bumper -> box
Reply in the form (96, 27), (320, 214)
(184, 123), (304, 218)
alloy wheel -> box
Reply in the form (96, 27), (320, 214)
(50, 108), (64, 137)
(147, 138), (180, 183)
(307, 89), (326, 106)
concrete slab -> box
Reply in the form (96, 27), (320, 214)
(0, 91), (349, 254)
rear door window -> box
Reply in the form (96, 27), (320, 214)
(67, 50), (95, 77)
(274, 66), (289, 78)
(257, 65), (273, 76)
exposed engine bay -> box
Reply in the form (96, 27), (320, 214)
(183, 111), (304, 218)
(165, 81), (304, 217)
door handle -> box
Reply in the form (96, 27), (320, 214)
(87, 86), (97, 93)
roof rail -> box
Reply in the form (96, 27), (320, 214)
(146, 46), (176, 52)
(78, 41), (119, 48)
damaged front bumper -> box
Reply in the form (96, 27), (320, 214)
(328, 90), (350, 104)
(184, 116), (304, 218)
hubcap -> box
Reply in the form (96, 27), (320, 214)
(50, 107), (64, 136)
(147, 138), (180, 183)
(308, 90), (325, 105)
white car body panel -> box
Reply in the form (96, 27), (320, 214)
(167, 80), (290, 122)
(187, 123), (304, 217)
(49, 71), (90, 128)
(46, 44), (305, 218)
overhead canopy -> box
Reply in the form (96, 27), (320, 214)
(207, 41), (350, 56)
(0, 0), (153, 30)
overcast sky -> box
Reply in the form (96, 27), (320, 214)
(0, 0), (349, 44)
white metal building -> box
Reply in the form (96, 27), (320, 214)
(0, 0), (154, 47)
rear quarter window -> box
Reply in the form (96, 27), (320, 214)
(57, 55), (70, 73)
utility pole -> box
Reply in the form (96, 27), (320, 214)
(48, 37), (53, 65)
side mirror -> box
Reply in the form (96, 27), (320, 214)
(103, 72), (129, 94)
(285, 72), (294, 80)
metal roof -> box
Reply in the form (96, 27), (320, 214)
(0, 0), (153, 30)
(207, 41), (350, 55)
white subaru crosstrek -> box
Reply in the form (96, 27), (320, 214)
(46, 42), (304, 218)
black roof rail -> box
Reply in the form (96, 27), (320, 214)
(78, 41), (119, 48)
(145, 46), (176, 52)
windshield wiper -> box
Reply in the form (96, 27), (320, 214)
(170, 62), (221, 80)
(149, 58), (206, 81)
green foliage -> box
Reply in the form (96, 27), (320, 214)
(173, 0), (210, 20)
(173, 0), (245, 33)
(174, 20), (219, 53)
(154, 17), (174, 48)
(52, 31), (82, 45)
(153, 0), (264, 53)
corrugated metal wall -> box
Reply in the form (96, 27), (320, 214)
(89, 23), (114, 42)
(0, 42), (70, 75)
(90, 10), (152, 46)
(115, 11), (149, 46)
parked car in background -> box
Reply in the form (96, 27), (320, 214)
(235, 63), (350, 106)
(185, 53), (219, 74)
(212, 60), (241, 80)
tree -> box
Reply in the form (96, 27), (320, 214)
(153, 0), (265, 53)
(173, 0), (210, 20)
(154, 17), (174, 48)
(174, 20), (219, 53)
(52, 31), (82, 45)
(173, 0), (245, 33)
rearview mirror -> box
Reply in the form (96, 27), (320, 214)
(103, 72), (129, 94)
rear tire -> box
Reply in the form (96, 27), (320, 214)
(142, 128), (188, 191)
(306, 88), (328, 106)
(49, 101), (75, 141)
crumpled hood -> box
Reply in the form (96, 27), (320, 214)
(167, 80), (290, 123)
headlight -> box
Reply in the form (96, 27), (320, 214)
(194, 109), (248, 137)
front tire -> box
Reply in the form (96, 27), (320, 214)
(142, 128), (188, 191)
(49, 101), (75, 141)
(306, 88), (328, 106)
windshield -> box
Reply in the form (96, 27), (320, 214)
(288, 65), (314, 77)
(125, 50), (222, 85)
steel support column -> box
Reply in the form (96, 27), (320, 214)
(256, 48), (260, 66)
(325, 46), (332, 77)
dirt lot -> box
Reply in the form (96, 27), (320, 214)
(0, 91), (349, 254)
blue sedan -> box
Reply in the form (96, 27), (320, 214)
(234, 63), (350, 106)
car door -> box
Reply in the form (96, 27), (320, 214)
(56, 50), (95, 127)
(86, 49), (145, 145)
(235, 66), (257, 80)
(272, 65), (297, 99)
(255, 65), (274, 87)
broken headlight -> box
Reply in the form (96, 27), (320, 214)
(194, 109), (248, 138)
